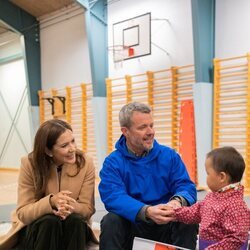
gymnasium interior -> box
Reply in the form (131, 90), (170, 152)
(0, 0), (250, 249)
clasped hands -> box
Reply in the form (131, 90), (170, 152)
(50, 190), (76, 220)
(145, 199), (181, 224)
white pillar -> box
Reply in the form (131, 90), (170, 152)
(92, 97), (107, 173)
(193, 82), (213, 188)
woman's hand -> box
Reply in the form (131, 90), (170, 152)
(50, 190), (76, 219)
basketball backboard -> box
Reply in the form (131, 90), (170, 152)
(112, 12), (151, 61)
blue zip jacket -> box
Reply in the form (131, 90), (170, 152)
(99, 135), (197, 222)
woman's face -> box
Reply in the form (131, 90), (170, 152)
(50, 129), (76, 166)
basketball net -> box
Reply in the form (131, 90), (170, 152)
(108, 45), (134, 69)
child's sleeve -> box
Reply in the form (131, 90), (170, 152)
(174, 200), (203, 224)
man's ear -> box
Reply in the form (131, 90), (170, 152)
(121, 127), (128, 136)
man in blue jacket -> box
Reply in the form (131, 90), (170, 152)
(99, 102), (198, 249)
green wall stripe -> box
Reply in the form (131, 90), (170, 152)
(191, 0), (215, 83)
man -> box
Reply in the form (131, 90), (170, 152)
(99, 102), (198, 250)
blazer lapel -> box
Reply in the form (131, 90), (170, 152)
(46, 165), (60, 195)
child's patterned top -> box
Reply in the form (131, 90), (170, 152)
(174, 185), (250, 249)
(218, 181), (240, 193)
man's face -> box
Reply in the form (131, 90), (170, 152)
(122, 111), (155, 155)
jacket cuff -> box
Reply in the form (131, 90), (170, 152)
(170, 195), (188, 207)
(136, 205), (151, 222)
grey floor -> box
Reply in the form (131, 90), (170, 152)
(0, 200), (106, 224)
(0, 191), (250, 224)
(0, 204), (16, 223)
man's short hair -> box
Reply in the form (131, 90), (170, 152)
(119, 102), (151, 128)
(206, 146), (245, 183)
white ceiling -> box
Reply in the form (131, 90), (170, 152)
(10, 0), (75, 17)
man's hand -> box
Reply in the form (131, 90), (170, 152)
(145, 204), (176, 224)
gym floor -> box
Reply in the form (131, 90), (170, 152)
(0, 170), (249, 239)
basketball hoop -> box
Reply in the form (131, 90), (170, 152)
(107, 45), (134, 69)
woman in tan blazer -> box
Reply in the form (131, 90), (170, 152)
(0, 119), (98, 249)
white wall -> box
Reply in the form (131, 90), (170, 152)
(40, 4), (92, 90)
(0, 33), (33, 168)
(216, 0), (250, 58)
(108, 0), (194, 77)
(0, 32), (21, 59)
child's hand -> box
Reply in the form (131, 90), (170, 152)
(162, 204), (177, 221)
(166, 199), (182, 209)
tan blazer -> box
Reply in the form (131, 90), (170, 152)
(0, 153), (98, 249)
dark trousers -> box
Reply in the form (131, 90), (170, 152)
(18, 213), (90, 250)
(100, 212), (198, 250)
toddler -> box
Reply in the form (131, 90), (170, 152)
(166, 146), (250, 249)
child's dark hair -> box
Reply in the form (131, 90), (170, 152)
(206, 146), (245, 183)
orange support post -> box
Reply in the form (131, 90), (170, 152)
(125, 75), (132, 103)
(147, 71), (154, 108)
(245, 53), (250, 194)
(38, 90), (45, 124)
(65, 86), (71, 124)
(81, 84), (87, 152)
(179, 100), (197, 185)
(171, 66), (178, 151)
(106, 78), (113, 154)
(213, 58), (220, 149)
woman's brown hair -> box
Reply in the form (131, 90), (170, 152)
(28, 119), (85, 198)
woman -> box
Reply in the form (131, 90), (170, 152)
(0, 119), (98, 249)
